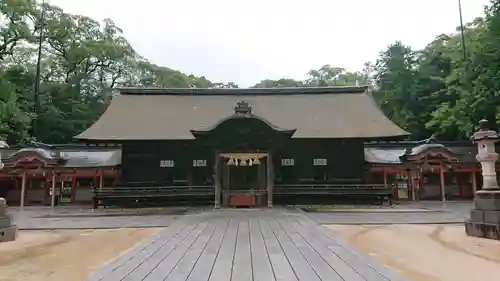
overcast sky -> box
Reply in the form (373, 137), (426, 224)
(48, 0), (489, 87)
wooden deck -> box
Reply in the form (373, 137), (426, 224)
(85, 209), (406, 281)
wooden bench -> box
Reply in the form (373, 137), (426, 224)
(92, 185), (214, 208)
(273, 184), (393, 205)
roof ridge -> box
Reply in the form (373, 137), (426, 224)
(117, 86), (369, 96)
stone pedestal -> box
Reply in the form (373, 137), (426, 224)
(465, 191), (500, 239)
(0, 197), (17, 242)
(465, 120), (500, 240)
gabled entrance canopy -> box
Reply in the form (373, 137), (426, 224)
(190, 100), (296, 149)
(190, 101), (296, 137)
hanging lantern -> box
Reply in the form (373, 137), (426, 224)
(248, 158), (253, 166)
(234, 157), (239, 166)
(253, 157), (261, 165)
(227, 157), (235, 165)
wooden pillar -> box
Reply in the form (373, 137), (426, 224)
(187, 163), (193, 186)
(420, 170), (426, 197)
(222, 162), (229, 207)
(440, 166), (446, 202)
(405, 169), (412, 200)
(415, 169), (421, 202)
(408, 168), (417, 201)
(71, 172), (77, 203)
(266, 153), (273, 208)
(257, 159), (265, 206)
(60, 179), (64, 203)
(214, 151), (221, 209)
(114, 168), (120, 185)
(410, 170), (416, 201)
(383, 168), (388, 188)
(93, 171), (98, 190)
(50, 170), (56, 210)
(99, 169), (104, 190)
(472, 170), (477, 196)
(20, 171), (27, 211)
(456, 173), (463, 198)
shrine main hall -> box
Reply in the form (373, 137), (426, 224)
(0, 86), (485, 208)
(76, 86), (407, 207)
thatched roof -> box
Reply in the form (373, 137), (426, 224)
(75, 86), (408, 140)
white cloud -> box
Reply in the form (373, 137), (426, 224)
(47, 0), (489, 86)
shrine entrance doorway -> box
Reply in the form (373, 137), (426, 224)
(219, 153), (269, 207)
(190, 100), (297, 208)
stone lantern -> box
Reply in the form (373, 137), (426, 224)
(465, 119), (500, 240)
(0, 141), (17, 242)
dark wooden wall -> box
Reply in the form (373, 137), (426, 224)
(121, 138), (366, 187)
(274, 139), (365, 184)
(121, 141), (214, 186)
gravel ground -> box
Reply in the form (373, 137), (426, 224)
(327, 224), (500, 281)
(307, 202), (472, 224)
(0, 228), (161, 281)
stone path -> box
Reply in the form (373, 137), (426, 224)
(12, 214), (176, 229)
(6, 206), (190, 229)
(86, 209), (406, 281)
(6, 202), (472, 229)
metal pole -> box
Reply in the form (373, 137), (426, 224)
(458, 0), (467, 63)
(32, 0), (46, 139)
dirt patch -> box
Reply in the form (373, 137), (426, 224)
(0, 228), (162, 281)
(326, 224), (500, 281)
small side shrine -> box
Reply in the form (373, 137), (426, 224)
(400, 137), (459, 201)
(0, 143), (120, 207)
(366, 136), (462, 201)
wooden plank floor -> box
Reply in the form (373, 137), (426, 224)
(85, 209), (406, 281)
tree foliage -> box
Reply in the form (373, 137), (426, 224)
(372, 7), (500, 141)
(0, 0), (232, 145)
(2, 0), (500, 145)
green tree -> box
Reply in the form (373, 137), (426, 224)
(3, 0), (500, 145)
(252, 78), (304, 88)
(0, 0), (220, 145)
(373, 42), (425, 137)
(0, 0), (35, 60)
